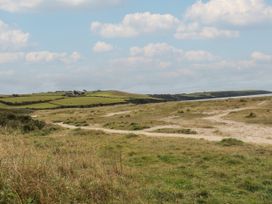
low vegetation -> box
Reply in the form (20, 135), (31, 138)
(0, 94), (271, 203)
(155, 128), (198, 134)
(226, 108), (272, 126)
(0, 90), (270, 110)
(104, 121), (150, 130)
(0, 110), (45, 133)
(219, 138), (244, 146)
(0, 128), (271, 203)
(151, 90), (271, 101)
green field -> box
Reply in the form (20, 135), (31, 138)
(0, 95), (64, 105)
(0, 90), (270, 110)
(0, 91), (155, 110)
(87, 90), (152, 99)
(52, 97), (126, 107)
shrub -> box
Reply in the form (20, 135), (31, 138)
(219, 138), (244, 146)
(0, 110), (45, 133)
(178, 129), (197, 135)
(246, 112), (257, 118)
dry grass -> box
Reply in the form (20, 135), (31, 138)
(0, 127), (272, 203)
(1, 96), (272, 203)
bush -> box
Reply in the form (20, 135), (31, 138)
(0, 110), (46, 133)
(178, 129), (197, 135)
(219, 138), (244, 146)
(246, 112), (257, 118)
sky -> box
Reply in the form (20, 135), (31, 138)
(0, 0), (272, 94)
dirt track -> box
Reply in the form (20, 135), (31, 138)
(56, 106), (272, 145)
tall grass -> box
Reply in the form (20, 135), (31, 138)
(0, 129), (272, 203)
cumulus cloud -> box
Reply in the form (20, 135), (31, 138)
(0, 0), (122, 12)
(251, 51), (272, 61)
(186, 0), (272, 26)
(0, 0), (42, 12)
(25, 51), (82, 63)
(91, 12), (180, 38)
(93, 41), (113, 53)
(184, 50), (217, 61)
(130, 43), (216, 62)
(0, 52), (24, 63)
(175, 23), (239, 39)
(0, 20), (29, 49)
(0, 51), (81, 64)
(130, 43), (183, 57)
(112, 43), (218, 74)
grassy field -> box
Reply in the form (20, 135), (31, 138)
(226, 108), (272, 126)
(51, 97), (126, 107)
(86, 90), (152, 99)
(0, 95), (272, 203)
(36, 96), (272, 131)
(1, 90), (269, 110)
(0, 126), (272, 203)
(0, 95), (64, 105)
(0, 91), (156, 110)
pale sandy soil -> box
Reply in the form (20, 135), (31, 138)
(56, 105), (272, 145)
(104, 111), (131, 117)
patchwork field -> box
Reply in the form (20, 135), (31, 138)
(0, 94), (272, 203)
(0, 90), (157, 110)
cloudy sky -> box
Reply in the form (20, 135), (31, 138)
(0, 0), (272, 94)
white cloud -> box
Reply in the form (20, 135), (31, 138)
(0, 20), (29, 49)
(130, 43), (183, 57)
(112, 43), (218, 72)
(0, 52), (24, 63)
(93, 41), (113, 53)
(130, 43), (216, 62)
(0, 51), (81, 64)
(184, 50), (217, 61)
(0, 0), (122, 12)
(25, 51), (66, 62)
(91, 12), (180, 38)
(175, 23), (239, 39)
(251, 51), (272, 61)
(55, 0), (122, 8)
(0, 0), (42, 12)
(25, 51), (81, 63)
(186, 0), (272, 26)
(70, 51), (81, 62)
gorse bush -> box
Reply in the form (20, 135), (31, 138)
(219, 138), (244, 146)
(0, 110), (45, 133)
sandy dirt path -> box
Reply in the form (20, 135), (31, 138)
(52, 98), (272, 145)
(203, 107), (272, 145)
(55, 111), (272, 145)
(104, 111), (131, 117)
(56, 122), (226, 142)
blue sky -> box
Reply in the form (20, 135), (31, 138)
(0, 0), (272, 94)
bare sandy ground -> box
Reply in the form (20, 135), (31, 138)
(56, 122), (226, 142)
(203, 108), (272, 145)
(104, 111), (131, 117)
(55, 104), (272, 145)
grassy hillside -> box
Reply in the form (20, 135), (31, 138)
(0, 90), (158, 110)
(151, 90), (271, 101)
(0, 95), (64, 105)
(0, 90), (270, 110)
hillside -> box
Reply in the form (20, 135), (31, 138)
(0, 90), (158, 110)
(150, 90), (271, 101)
(0, 90), (271, 110)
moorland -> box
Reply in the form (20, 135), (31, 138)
(0, 90), (272, 203)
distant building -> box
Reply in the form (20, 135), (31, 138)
(65, 90), (86, 97)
